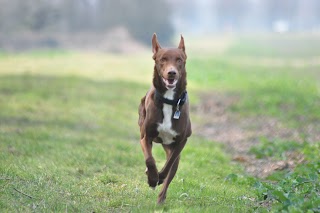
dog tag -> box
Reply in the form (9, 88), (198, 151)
(173, 99), (181, 120)
(173, 110), (181, 119)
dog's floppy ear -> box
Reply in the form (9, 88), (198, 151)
(178, 34), (187, 59)
(152, 33), (161, 55)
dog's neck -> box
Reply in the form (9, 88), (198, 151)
(154, 89), (188, 107)
(163, 89), (175, 100)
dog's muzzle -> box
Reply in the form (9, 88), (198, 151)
(162, 78), (178, 89)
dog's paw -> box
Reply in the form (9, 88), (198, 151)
(157, 179), (164, 185)
(145, 158), (159, 188)
(148, 175), (159, 188)
(147, 167), (159, 188)
(149, 183), (158, 190)
(157, 193), (167, 204)
(157, 172), (166, 185)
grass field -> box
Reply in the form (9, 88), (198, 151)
(1, 34), (319, 212)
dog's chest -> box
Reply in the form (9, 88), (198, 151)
(157, 90), (178, 145)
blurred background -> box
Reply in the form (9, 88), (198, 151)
(1, 0), (320, 52)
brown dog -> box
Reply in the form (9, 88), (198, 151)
(138, 33), (192, 204)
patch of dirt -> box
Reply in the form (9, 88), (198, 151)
(192, 92), (320, 178)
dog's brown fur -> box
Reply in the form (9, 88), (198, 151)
(138, 34), (192, 204)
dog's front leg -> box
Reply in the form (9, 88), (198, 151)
(140, 136), (159, 188)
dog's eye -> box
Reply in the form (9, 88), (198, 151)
(160, 58), (167, 63)
(176, 58), (182, 63)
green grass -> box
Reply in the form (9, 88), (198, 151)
(225, 33), (320, 58)
(249, 139), (305, 159)
(1, 34), (320, 212)
(0, 75), (254, 212)
(251, 142), (320, 212)
(188, 54), (320, 128)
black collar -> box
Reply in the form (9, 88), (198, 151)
(155, 90), (188, 107)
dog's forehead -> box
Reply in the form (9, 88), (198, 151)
(158, 48), (185, 59)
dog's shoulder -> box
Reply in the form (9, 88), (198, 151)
(138, 87), (156, 127)
(138, 95), (146, 127)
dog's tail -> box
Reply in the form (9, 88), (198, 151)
(138, 96), (146, 127)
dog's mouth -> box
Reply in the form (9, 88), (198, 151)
(162, 78), (178, 89)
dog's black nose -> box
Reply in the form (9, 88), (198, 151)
(168, 71), (176, 76)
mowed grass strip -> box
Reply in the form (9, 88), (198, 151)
(186, 41), (319, 130)
(0, 74), (254, 212)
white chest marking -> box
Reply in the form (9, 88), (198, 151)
(157, 89), (178, 145)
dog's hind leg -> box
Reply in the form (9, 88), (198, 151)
(158, 139), (187, 184)
(140, 136), (159, 188)
(157, 155), (180, 204)
(158, 144), (173, 185)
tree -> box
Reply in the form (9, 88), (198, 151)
(0, 0), (174, 45)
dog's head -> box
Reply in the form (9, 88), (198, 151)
(152, 34), (187, 92)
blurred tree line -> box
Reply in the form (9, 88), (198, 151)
(0, 0), (174, 45)
(215, 0), (320, 30)
(172, 0), (320, 33)
(1, 0), (319, 51)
